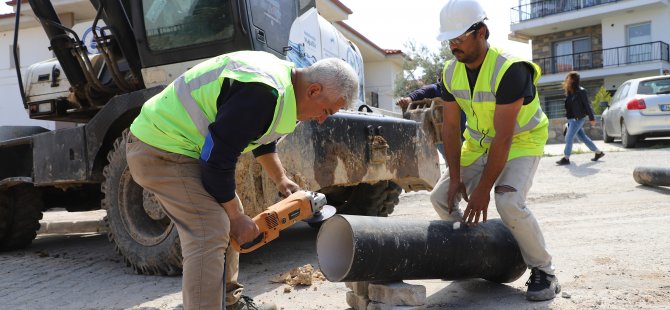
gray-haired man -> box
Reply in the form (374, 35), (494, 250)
(127, 51), (358, 310)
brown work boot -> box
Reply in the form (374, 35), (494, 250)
(227, 295), (277, 310)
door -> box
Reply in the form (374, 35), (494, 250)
(610, 82), (631, 136)
(572, 38), (592, 70)
(553, 37), (591, 73)
(248, 0), (299, 55)
(553, 40), (573, 72)
(626, 22), (651, 63)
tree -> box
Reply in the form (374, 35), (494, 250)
(394, 41), (454, 97)
(591, 86), (612, 115)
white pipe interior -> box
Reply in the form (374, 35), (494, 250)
(316, 216), (354, 282)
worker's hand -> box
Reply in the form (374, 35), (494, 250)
(447, 180), (468, 215)
(462, 186), (490, 226)
(590, 120), (596, 126)
(395, 97), (412, 109)
(229, 213), (260, 245)
(276, 176), (300, 198)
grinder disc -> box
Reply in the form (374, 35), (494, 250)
(303, 205), (336, 223)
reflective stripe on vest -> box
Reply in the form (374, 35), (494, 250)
(465, 107), (544, 144)
(174, 60), (286, 145)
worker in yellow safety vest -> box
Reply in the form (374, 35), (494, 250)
(126, 51), (358, 310)
(429, 0), (560, 302)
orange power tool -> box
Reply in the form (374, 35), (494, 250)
(231, 190), (335, 253)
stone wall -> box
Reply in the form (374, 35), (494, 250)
(538, 78), (605, 119)
(530, 24), (608, 124)
(547, 117), (602, 144)
(532, 25), (603, 60)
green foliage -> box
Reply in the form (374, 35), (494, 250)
(591, 86), (612, 115)
(394, 41), (454, 97)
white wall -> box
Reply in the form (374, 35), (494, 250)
(0, 26), (56, 129)
(598, 4), (670, 89)
(601, 5), (670, 49)
(604, 70), (661, 91)
(364, 61), (403, 113)
(0, 18), (105, 129)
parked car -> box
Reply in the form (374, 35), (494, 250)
(601, 75), (670, 148)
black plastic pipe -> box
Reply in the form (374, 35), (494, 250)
(317, 215), (526, 283)
(634, 166), (670, 187)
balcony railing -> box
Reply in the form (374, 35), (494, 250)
(533, 41), (670, 75)
(511, 0), (619, 24)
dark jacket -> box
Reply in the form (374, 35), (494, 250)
(565, 87), (595, 121)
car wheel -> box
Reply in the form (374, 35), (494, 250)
(602, 119), (614, 143)
(621, 121), (638, 148)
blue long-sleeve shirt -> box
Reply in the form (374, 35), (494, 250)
(407, 83), (442, 102)
(406, 82), (467, 135)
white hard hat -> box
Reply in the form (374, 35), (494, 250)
(436, 0), (487, 41)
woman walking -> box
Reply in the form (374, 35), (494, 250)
(556, 71), (605, 165)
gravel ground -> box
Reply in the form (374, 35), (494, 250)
(1, 139), (669, 310)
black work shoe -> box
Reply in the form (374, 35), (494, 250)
(525, 268), (561, 301)
(555, 157), (570, 165)
(228, 295), (277, 310)
(591, 151), (605, 161)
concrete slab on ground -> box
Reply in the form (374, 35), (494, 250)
(38, 210), (106, 235)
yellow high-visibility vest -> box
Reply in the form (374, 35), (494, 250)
(131, 51), (297, 159)
(442, 46), (548, 166)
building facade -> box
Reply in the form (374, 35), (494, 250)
(510, 0), (670, 141)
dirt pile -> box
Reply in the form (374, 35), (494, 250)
(271, 263), (326, 287)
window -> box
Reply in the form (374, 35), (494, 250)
(370, 92), (379, 108)
(298, 0), (315, 15)
(543, 96), (565, 119)
(639, 77), (670, 94)
(143, 0), (235, 51)
(626, 22), (651, 63)
(553, 37), (592, 73)
(611, 83), (630, 108)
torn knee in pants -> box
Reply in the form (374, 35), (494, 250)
(495, 185), (517, 194)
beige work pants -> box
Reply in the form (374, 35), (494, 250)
(126, 133), (243, 309)
(430, 156), (555, 275)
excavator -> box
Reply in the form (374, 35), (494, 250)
(0, 0), (439, 275)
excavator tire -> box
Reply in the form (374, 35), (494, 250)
(102, 130), (182, 276)
(0, 192), (9, 242)
(0, 184), (43, 251)
(323, 180), (402, 217)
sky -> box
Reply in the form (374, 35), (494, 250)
(339, 0), (531, 59)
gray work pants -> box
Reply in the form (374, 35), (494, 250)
(430, 156), (555, 275)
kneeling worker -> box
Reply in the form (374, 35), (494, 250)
(430, 0), (560, 302)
